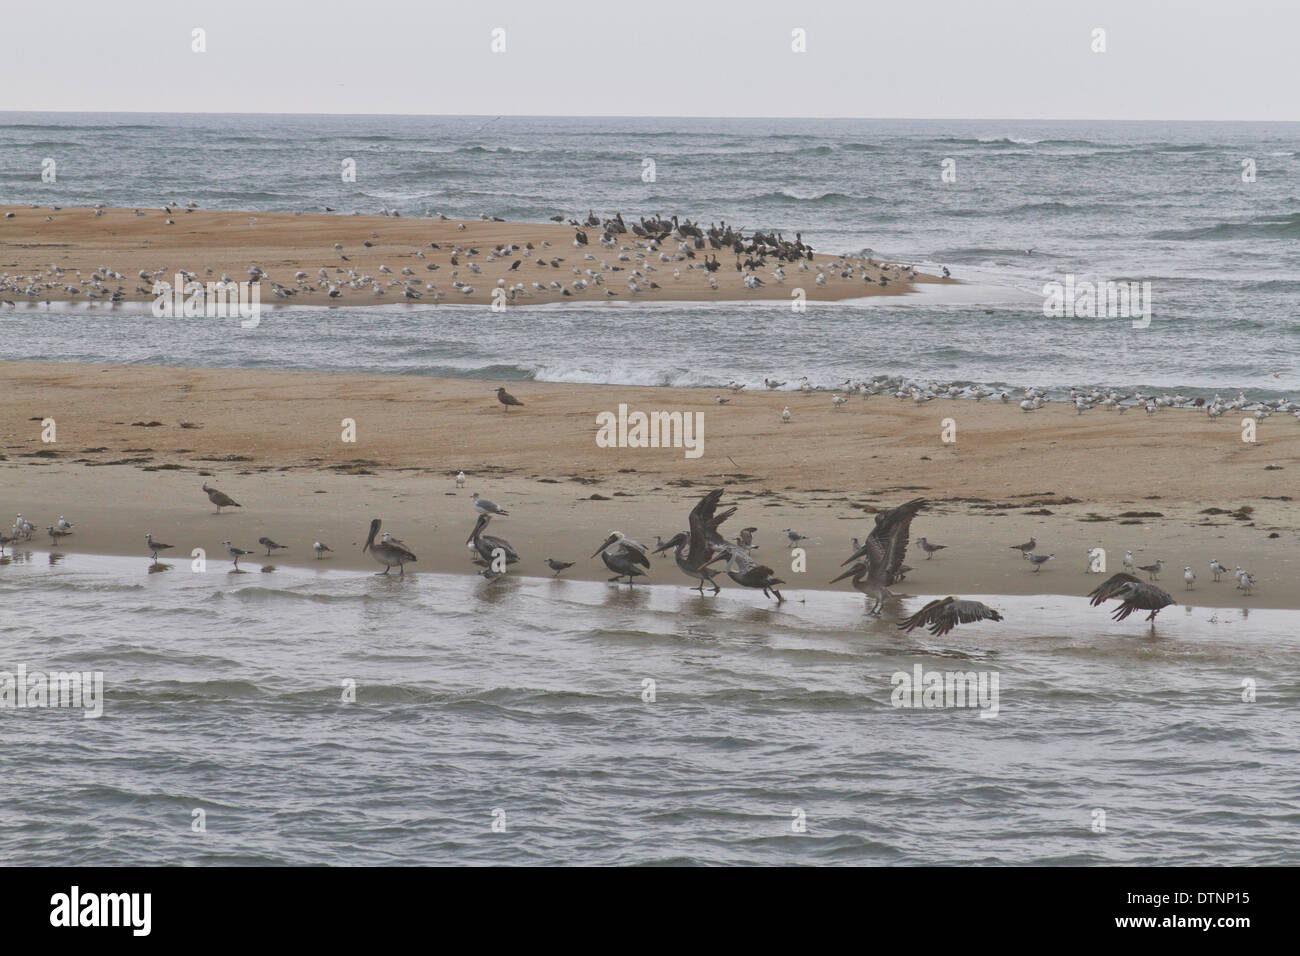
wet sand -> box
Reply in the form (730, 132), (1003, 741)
(2, 361), (1296, 608)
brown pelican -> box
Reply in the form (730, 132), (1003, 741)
(363, 518), (417, 575)
(592, 531), (649, 585)
(544, 558), (574, 577)
(723, 550), (785, 603)
(145, 532), (172, 561)
(898, 597), (1004, 637)
(842, 497), (926, 571)
(495, 387), (524, 410)
(1087, 572), (1175, 632)
(202, 483), (242, 514)
(653, 488), (732, 593)
(466, 513), (519, 570)
(258, 536), (287, 556)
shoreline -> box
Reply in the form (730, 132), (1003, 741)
(3, 360), (1296, 609)
(0, 205), (950, 308)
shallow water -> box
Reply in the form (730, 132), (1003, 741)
(2, 551), (1296, 865)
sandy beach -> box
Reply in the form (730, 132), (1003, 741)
(2, 360), (1295, 608)
(0, 205), (946, 308)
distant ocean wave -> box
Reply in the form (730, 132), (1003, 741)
(1151, 213), (1300, 240)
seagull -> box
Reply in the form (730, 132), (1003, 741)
(223, 540), (254, 569)
(258, 536), (287, 557)
(455, 471), (466, 488)
(898, 597), (1003, 637)
(1183, 566), (1196, 590)
(495, 387), (524, 410)
(781, 406), (791, 424)
(1136, 559), (1164, 581)
(1122, 550), (1135, 572)
(202, 483), (241, 514)
(1209, 558), (1227, 582)
(544, 558), (574, 577)
(56, 515), (73, 531)
(783, 529), (808, 549)
(1009, 536), (1036, 555)
(1025, 552), (1054, 572)
(1087, 572), (1175, 632)
(362, 518), (417, 575)
(314, 541), (334, 559)
(916, 537), (947, 560)
(471, 492), (509, 516)
(47, 525), (71, 546)
(145, 532), (172, 561)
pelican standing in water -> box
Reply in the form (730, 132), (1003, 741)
(466, 513), (520, 571)
(653, 488), (733, 594)
(362, 518), (417, 575)
(722, 550), (786, 604)
(592, 531), (650, 585)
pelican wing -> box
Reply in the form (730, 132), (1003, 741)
(899, 597), (1002, 637)
(1087, 572), (1143, 606)
(686, 489), (724, 564)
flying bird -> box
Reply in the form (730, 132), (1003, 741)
(898, 597), (1004, 637)
(1087, 572), (1175, 631)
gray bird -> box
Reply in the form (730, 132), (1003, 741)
(916, 537), (947, 560)
(203, 483), (242, 514)
(145, 532), (172, 561)
(1087, 572), (1175, 632)
(1009, 536), (1036, 554)
(313, 541), (334, 559)
(258, 536), (287, 556)
(223, 540), (254, 569)
(545, 557), (574, 577)
(471, 492), (509, 516)
(1025, 552), (1054, 572)
(898, 596), (1003, 637)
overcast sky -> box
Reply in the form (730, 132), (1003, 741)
(4, 0), (1296, 121)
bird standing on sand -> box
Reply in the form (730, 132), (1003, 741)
(145, 532), (172, 561)
(495, 387), (524, 410)
(203, 483), (241, 514)
(47, 525), (71, 546)
(455, 471), (466, 488)
(1183, 566), (1196, 590)
(314, 541), (333, 559)
(545, 557), (574, 577)
(898, 597), (1003, 637)
(1087, 572), (1174, 632)
(783, 529), (808, 549)
(1137, 559), (1164, 581)
(916, 537), (947, 560)
(258, 536), (287, 557)
(1009, 537), (1036, 555)
(1209, 558), (1226, 582)
(781, 406), (791, 424)
(362, 518), (417, 575)
(471, 492), (509, 516)
(223, 540), (254, 569)
(56, 515), (74, 532)
(1025, 552), (1054, 572)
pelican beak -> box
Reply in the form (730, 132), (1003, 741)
(591, 534), (616, 558)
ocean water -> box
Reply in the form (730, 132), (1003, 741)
(2, 551), (1297, 866)
(2, 113), (1299, 397)
(3, 115), (1300, 866)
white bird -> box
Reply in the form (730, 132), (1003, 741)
(1183, 566), (1196, 590)
(455, 471), (466, 488)
(223, 541), (254, 569)
(1209, 558), (1227, 582)
(471, 492), (509, 516)
(56, 515), (73, 531)
(313, 541), (334, 559)
(781, 406), (792, 424)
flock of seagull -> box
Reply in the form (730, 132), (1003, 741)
(4, 477), (1262, 638)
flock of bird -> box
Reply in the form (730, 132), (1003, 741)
(0, 205), (940, 307)
(706, 375), (1300, 424)
(4, 475), (1263, 638)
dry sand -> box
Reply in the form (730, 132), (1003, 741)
(2, 361), (1297, 608)
(0, 205), (946, 307)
